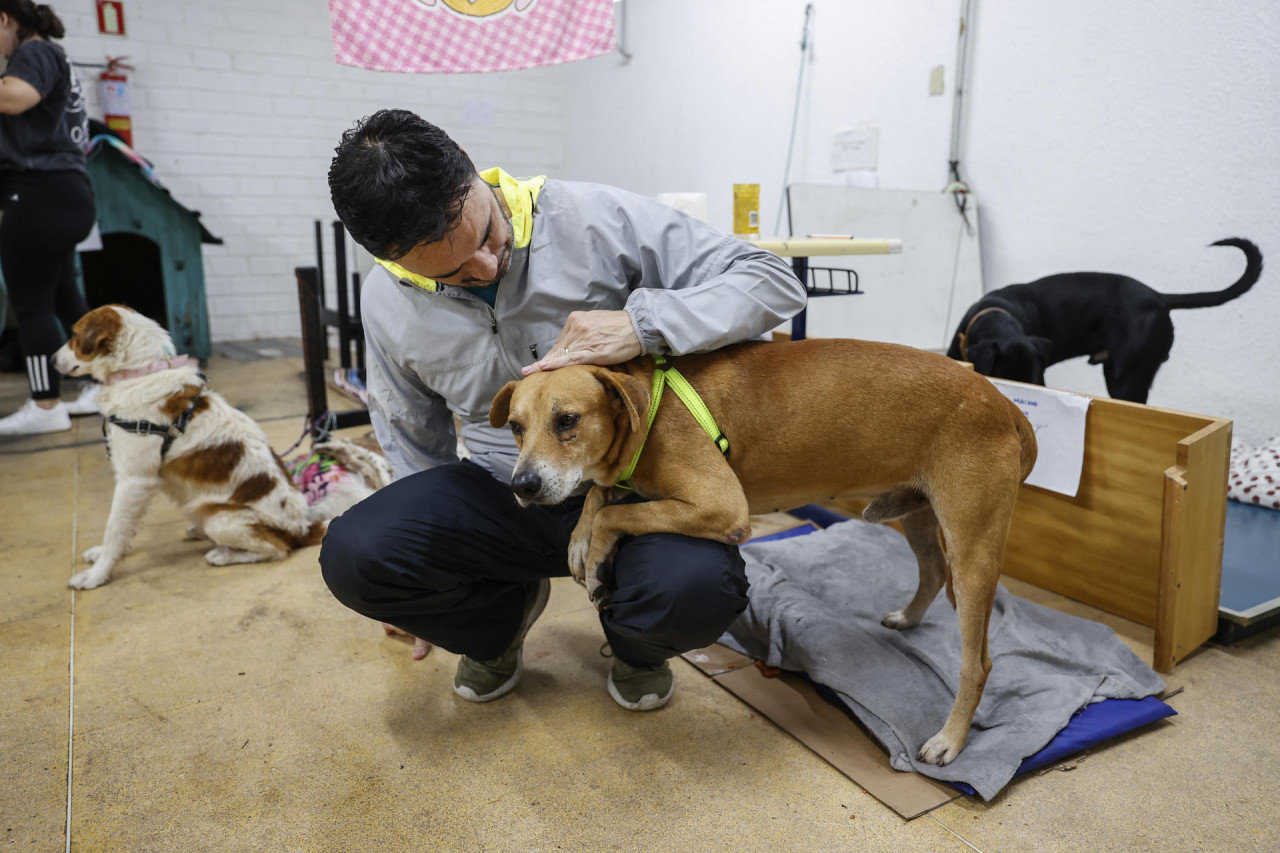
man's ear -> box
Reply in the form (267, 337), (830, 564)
(489, 380), (519, 428)
(967, 341), (999, 376)
(588, 367), (650, 439)
(72, 307), (124, 358)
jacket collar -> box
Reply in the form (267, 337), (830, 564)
(375, 168), (546, 293)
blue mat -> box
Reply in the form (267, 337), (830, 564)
(750, 508), (1177, 793)
(1219, 501), (1280, 621)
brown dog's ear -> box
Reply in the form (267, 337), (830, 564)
(70, 307), (124, 359)
(489, 380), (519, 428)
(588, 367), (650, 439)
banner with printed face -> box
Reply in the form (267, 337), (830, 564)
(329, 0), (616, 74)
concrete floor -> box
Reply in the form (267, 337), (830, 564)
(2, 353), (1278, 852)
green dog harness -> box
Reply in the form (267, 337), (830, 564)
(616, 355), (729, 491)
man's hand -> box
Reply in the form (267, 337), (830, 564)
(382, 622), (431, 660)
(523, 310), (642, 375)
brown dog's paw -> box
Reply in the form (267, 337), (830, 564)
(567, 531), (591, 584)
(917, 731), (964, 766)
(881, 609), (920, 630)
(584, 552), (616, 610)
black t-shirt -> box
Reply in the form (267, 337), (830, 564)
(0, 40), (89, 173)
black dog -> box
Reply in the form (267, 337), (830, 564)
(947, 238), (1262, 403)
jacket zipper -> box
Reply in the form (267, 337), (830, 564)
(483, 302), (527, 379)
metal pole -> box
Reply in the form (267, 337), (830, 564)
(332, 221), (351, 370)
(949, 0), (974, 169)
(296, 266), (330, 440)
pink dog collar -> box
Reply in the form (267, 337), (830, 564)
(105, 354), (198, 384)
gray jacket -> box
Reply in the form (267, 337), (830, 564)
(362, 178), (807, 484)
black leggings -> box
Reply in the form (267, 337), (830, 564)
(0, 170), (96, 399)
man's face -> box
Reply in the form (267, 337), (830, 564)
(395, 176), (514, 288)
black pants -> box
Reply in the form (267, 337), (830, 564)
(0, 170), (96, 399)
(320, 461), (750, 667)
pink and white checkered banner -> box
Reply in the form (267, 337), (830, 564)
(329, 0), (616, 74)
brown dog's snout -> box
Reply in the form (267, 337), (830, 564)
(511, 469), (542, 502)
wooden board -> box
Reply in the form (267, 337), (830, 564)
(1157, 419), (1232, 669)
(998, 390), (1229, 672)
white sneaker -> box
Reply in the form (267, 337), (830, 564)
(0, 399), (72, 436)
(65, 383), (101, 416)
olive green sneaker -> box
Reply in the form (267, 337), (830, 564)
(453, 578), (551, 703)
(607, 658), (674, 711)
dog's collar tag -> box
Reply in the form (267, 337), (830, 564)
(616, 354), (729, 491)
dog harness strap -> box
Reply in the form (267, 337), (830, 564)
(103, 392), (204, 460)
(660, 360), (731, 456)
(616, 354), (729, 491)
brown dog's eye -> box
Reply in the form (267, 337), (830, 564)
(557, 414), (579, 430)
(509, 422), (523, 436)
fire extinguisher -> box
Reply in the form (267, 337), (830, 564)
(99, 56), (134, 146)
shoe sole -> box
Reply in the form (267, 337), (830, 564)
(606, 671), (674, 712)
(452, 579), (551, 704)
(453, 650), (523, 703)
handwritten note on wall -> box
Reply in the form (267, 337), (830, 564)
(989, 380), (1091, 497)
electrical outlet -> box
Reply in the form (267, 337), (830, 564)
(929, 65), (945, 96)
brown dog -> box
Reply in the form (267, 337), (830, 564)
(489, 338), (1036, 765)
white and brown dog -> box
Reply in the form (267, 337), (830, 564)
(53, 305), (324, 589)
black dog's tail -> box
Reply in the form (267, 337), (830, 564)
(1163, 238), (1263, 309)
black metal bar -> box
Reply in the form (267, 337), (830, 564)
(352, 270), (365, 373)
(313, 221), (326, 306)
(790, 256), (809, 341)
(332, 221), (351, 369)
(296, 266), (330, 438)
(313, 220), (329, 359)
(333, 409), (371, 431)
(803, 266), (863, 297)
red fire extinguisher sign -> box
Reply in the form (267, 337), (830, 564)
(96, 1), (125, 37)
(100, 57), (134, 146)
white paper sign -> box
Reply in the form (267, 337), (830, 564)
(831, 124), (879, 172)
(990, 380), (1091, 497)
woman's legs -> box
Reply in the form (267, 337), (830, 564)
(0, 171), (95, 406)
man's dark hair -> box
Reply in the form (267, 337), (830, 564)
(328, 110), (476, 261)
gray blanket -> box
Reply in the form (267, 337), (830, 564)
(722, 519), (1165, 800)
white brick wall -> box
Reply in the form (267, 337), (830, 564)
(55, 0), (568, 341)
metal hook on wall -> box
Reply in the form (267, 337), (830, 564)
(615, 0), (633, 62)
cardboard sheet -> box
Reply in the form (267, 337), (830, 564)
(682, 646), (959, 819)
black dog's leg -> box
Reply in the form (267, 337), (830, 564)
(1103, 312), (1174, 404)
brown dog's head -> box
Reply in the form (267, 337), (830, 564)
(489, 365), (650, 506)
(53, 305), (176, 381)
